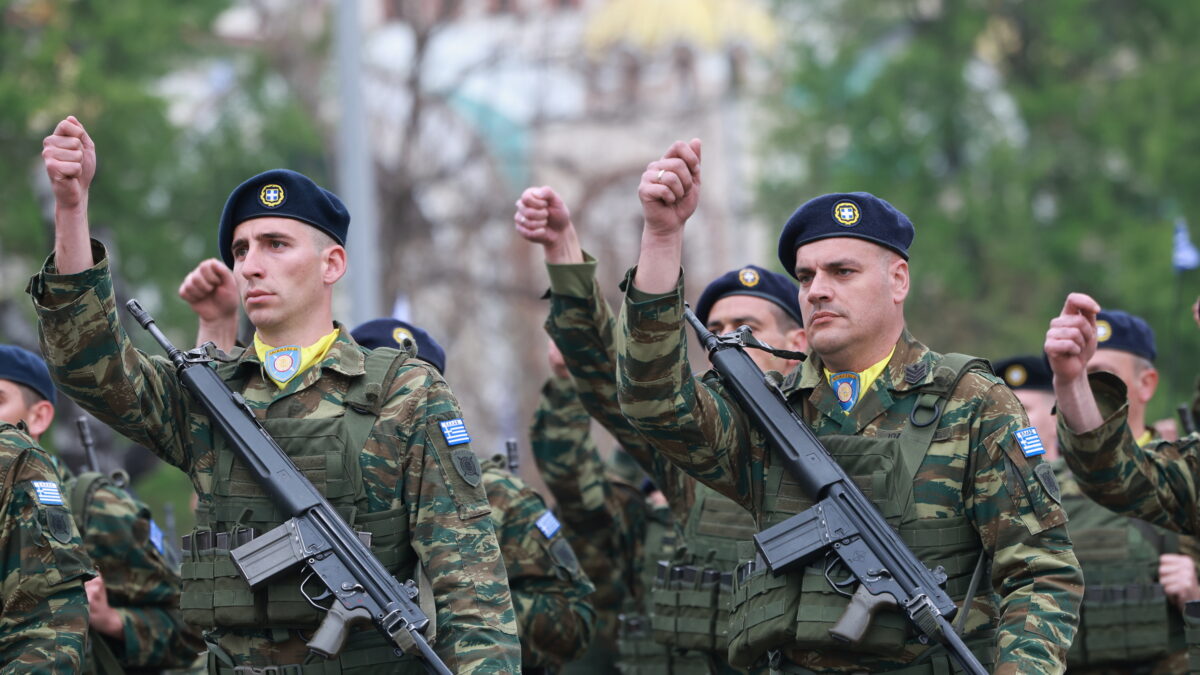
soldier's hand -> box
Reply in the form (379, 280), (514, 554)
(1045, 293), (1101, 382)
(515, 186), (583, 264)
(1160, 553), (1200, 611)
(639, 139), (702, 238)
(42, 116), (96, 211)
(179, 259), (239, 323)
(85, 575), (123, 638)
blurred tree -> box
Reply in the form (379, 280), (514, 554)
(759, 0), (1200, 418)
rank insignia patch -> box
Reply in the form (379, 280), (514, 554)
(833, 200), (861, 227)
(1015, 427), (1045, 457)
(440, 418), (471, 446)
(738, 267), (760, 287)
(265, 345), (301, 385)
(830, 371), (860, 412)
(259, 183), (285, 208)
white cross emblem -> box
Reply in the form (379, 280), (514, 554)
(265, 188), (280, 201)
(839, 206), (855, 221)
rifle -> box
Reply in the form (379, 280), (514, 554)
(504, 438), (519, 473)
(126, 300), (450, 675)
(1179, 405), (1197, 437)
(682, 307), (986, 675)
(76, 416), (100, 473)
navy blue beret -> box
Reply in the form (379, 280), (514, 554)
(993, 354), (1053, 392)
(1096, 310), (1156, 362)
(694, 265), (803, 328)
(351, 319), (447, 375)
(0, 345), (56, 405)
(777, 192), (915, 278)
(218, 169), (350, 268)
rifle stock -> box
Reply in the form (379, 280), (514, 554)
(682, 307), (986, 675)
(126, 299), (450, 675)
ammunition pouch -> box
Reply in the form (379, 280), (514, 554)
(1069, 581), (1173, 667)
(651, 560), (733, 652)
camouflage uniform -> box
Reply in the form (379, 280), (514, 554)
(478, 453), (596, 671)
(28, 246), (520, 673)
(543, 257), (760, 675)
(57, 460), (205, 673)
(531, 376), (702, 674)
(0, 422), (93, 674)
(616, 272), (1082, 674)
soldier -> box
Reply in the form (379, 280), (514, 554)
(996, 354), (1191, 673)
(614, 139), (1083, 673)
(31, 116), (520, 672)
(350, 318), (598, 674)
(529, 344), (690, 675)
(0, 346), (93, 672)
(514, 184), (807, 674)
(0, 344), (205, 674)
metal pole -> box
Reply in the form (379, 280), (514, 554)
(336, 0), (381, 326)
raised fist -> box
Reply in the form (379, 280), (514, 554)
(1045, 293), (1101, 382)
(639, 139), (702, 238)
(179, 259), (239, 323)
(42, 116), (96, 210)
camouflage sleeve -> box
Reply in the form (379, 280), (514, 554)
(27, 243), (195, 472)
(545, 257), (694, 519)
(386, 364), (520, 673)
(964, 377), (1082, 674)
(0, 432), (93, 674)
(528, 377), (639, 643)
(1061, 371), (1200, 534)
(483, 467), (595, 668)
(84, 483), (203, 667)
(615, 268), (759, 513)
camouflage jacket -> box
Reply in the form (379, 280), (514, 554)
(529, 376), (654, 646)
(479, 454), (596, 669)
(1060, 371), (1200, 535)
(0, 423), (93, 674)
(616, 271), (1083, 674)
(56, 460), (204, 670)
(27, 245), (520, 673)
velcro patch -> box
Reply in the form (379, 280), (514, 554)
(1033, 463), (1061, 504)
(1014, 427), (1045, 457)
(32, 481), (64, 505)
(149, 519), (165, 554)
(451, 448), (481, 488)
(439, 418), (471, 446)
(535, 511), (561, 539)
(47, 507), (74, 544)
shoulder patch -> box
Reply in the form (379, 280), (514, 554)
(46, 506), (75, 544)
(1033, 463), (1061, 504)
(1014, 427), (1045, 457)
(439, 418), (471, 446)
(451, 448), (482, 488)
(535, 510), (561, 539)
(32, 480), (64, 505)
(149, 518), (165, 554)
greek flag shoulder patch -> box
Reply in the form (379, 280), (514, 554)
(535, 511), (561, 539)
(149, 519), (165, 554)
(32, 481), (64, 505)
(439, 418), (471, 446)
(1014, 427), (1045, 457)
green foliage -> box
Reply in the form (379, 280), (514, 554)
(760, 0), (1200, 419)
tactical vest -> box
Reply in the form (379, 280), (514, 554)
(726, 355), (995, 671)
(618, 501), (710, 674)
(1061, 466), (1184, 668)
(652, 481), (758, 658)
(1185, 601), (1200, 674)
(179, 348), (420, 671)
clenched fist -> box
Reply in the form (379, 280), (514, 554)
(42, 116), (96, 211)
(179, 259), (239, 323)
(639, 138), (702, 239)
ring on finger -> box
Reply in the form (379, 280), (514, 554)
(656, 169), (666, 182)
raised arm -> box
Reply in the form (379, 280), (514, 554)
(43, 116), (96, 275)
(178, 259), (240, 350)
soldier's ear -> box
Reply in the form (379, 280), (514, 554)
(23, 399), (54, 439)
(321, 245), (347, 285)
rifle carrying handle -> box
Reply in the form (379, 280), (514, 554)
(829, 584), (898, 644)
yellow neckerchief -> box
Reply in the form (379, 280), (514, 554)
(824, 347), (896, 412)
(253, 328), (340, 388)
(1135, 429), (1154, 448)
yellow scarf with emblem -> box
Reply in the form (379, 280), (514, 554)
(253, 329), (340, 388)
(825, 347), (896, 413)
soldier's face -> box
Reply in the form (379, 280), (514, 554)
(706, 295), (807, 375)
(0, 380), (53, 439)
(230, 218), (343, 331)
(1087, 349), (1157, 415)
(792, 238), (908, 363)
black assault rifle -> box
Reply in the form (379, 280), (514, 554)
(682, 308), (986, 675)
(126, 300), (450, 675)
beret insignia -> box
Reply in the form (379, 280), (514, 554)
(1095, 319), (1112, 343)
(259, 184), (286, 208)
(833, 200), (861, 227)
(1004, 364), (1027, 388)
(738, 267), (760, 287)
(392, 327), (414, 348)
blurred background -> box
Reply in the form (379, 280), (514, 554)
(2, 0), (1198, 534)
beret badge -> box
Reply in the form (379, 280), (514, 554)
(833, 200), (861, 227)
(259, 184), (285, 208)
(738, 268), (760, 288)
